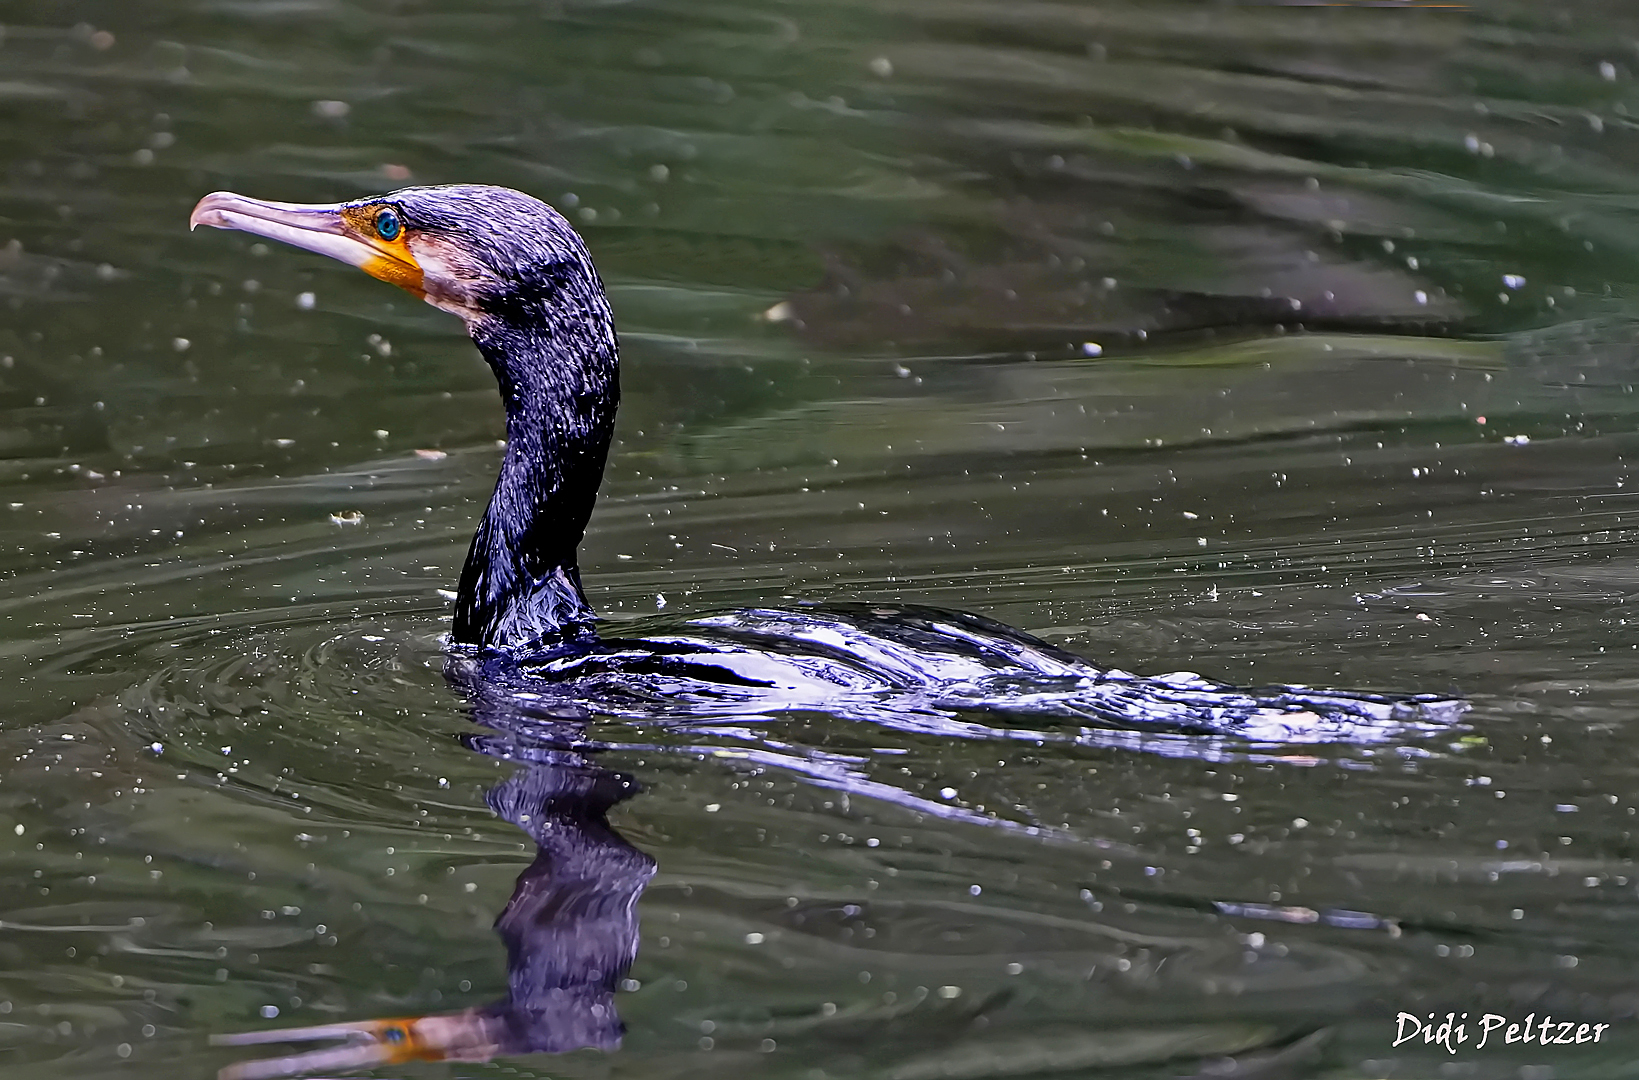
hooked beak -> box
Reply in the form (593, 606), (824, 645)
(212, 1012), (499, 1079)
(189, 191), (424, 296)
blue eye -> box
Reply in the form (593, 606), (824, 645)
(375, 208), (401, 241)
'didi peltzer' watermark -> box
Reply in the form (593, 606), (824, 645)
(1396, 1012), (1613, 1054)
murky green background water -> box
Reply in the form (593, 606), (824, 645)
(5, 1), (1639, 1077)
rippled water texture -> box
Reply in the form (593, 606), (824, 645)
(4, 1), (1639, 1077)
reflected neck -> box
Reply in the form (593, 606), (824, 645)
(453, 302), (618, 650)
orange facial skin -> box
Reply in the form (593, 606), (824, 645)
(339, 204), (426, 297)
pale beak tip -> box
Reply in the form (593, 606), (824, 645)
(188, 191), (240, 232)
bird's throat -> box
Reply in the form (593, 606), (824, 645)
(453, 305), (618, 651)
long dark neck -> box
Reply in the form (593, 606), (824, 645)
(453, 295), (618, 650)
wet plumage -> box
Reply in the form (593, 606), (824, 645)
(189, 183), (1460, 736)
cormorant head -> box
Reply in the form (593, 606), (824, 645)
(192, 183), (619, 649)
(189, 184), (604, 332)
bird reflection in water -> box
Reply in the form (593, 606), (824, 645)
(214, 705), (654, 1079)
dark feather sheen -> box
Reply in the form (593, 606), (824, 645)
(361, 186), (1461, 749)
(389, 186), (619, 649)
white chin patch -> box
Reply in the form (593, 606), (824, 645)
(410, 236), (488, 321)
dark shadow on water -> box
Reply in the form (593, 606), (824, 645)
(215, 699), (654, 1079)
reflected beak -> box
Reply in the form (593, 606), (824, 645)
(212, 1012), (498, 1080)
(189, 191), (424, 295)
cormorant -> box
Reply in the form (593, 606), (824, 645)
(189, 185), (1458, 736)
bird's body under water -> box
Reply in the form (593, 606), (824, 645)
(190, 182), (1462, 744)
(449, 602), (1460, 745)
